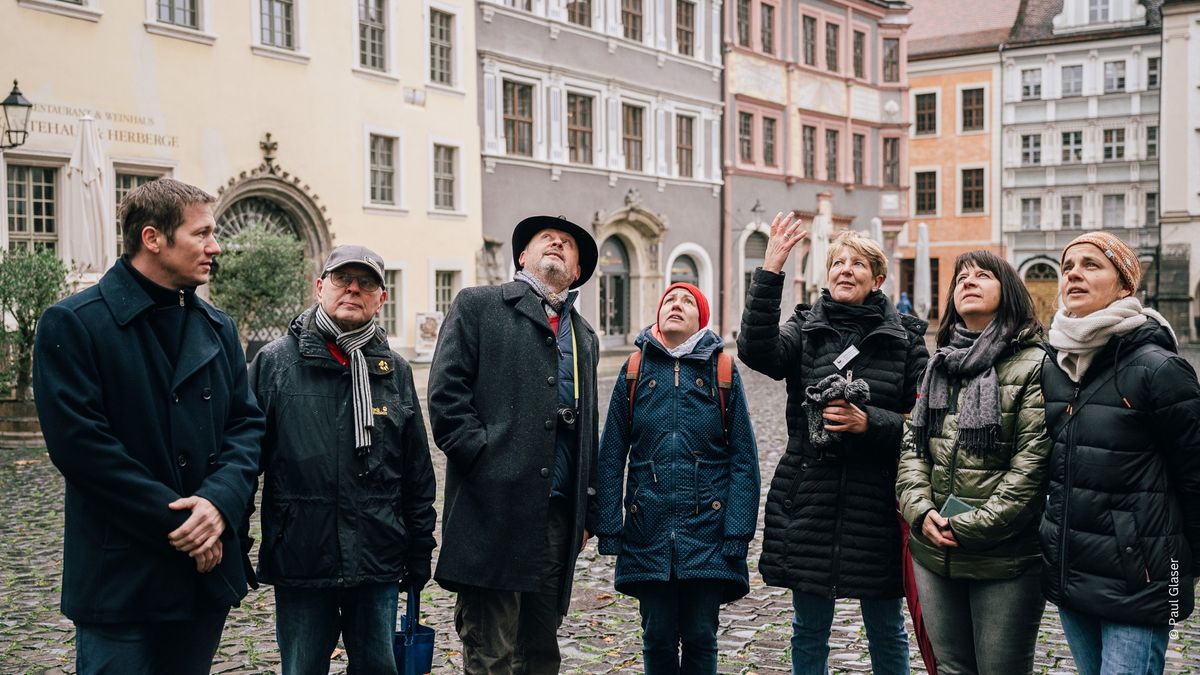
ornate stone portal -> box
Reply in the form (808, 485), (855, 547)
(591, 189), (668, 347)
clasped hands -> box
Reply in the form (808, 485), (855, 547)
(167, 496), (225, 573)
(921, 509), (959, 549)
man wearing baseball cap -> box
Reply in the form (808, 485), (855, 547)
(250, 244), (437, 674)
(429, 216), (600, 673)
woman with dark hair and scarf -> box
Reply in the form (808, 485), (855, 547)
(739, 212), (928, 675)
(896, 250), (1050, 674)
(1040, 233), (1199, 675)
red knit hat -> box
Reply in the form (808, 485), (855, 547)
(656, 282), (710, 331)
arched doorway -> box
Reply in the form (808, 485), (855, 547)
(670, 254), (699, 286)
(744, 231), (768, 296)
(1025, 262), (1058, 328)
(598, 236), (631, 347)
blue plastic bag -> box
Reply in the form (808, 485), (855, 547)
(393, 586), (435, 675)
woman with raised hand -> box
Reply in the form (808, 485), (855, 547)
(1040, 232), (1200, 675)
(896, 250), (1050, 674)
(738, 212), (928, 675)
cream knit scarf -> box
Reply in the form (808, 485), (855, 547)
(1048, 297), (1176, 383)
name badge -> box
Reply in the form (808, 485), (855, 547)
(833, 345), (860, 371)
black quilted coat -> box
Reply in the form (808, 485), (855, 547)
(738, 269), (928, 598)
(1040, 318), (1200, 625)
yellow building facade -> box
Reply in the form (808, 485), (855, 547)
(0, 0), (481, 351)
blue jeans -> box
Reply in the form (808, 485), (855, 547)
(75, 611), (228, 675)
(636, 579), (724, 675)
(1059, 607), (1170, 675)
(790, 591), (909, 675)
(275, 582), (399, 675)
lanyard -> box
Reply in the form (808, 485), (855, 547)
(569, 316), (579, 406)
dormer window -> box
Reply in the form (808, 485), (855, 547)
(1088, 0), (1109, 22)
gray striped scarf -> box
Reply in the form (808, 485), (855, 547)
(313, 306), (381, 453)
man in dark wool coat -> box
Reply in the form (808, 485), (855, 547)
(32, 179), (264, 674)
(429, 215), (600, 674)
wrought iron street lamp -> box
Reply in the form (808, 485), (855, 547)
(1, 80), (33, 150)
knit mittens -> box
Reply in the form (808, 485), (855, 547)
(803, 374), (871, 450)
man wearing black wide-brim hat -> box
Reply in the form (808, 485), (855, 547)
(429, 215), (600, 674)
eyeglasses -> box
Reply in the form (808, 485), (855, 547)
(327, 270), (381, 293)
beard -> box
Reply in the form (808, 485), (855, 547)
(532, 256), (573, 292)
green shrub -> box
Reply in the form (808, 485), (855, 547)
(0, 248), (69, 401)
(209, 224), (310, 346)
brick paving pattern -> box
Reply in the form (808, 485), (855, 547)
(1, 367), (1196, 673)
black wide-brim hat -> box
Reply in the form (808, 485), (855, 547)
(511, 215), (598, 289)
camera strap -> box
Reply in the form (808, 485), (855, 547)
(570, 316), (579, 408)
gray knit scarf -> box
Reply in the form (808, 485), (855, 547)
(912, 321), (1007, 459)
(516, 269), (568, 313)
(313, 306), (382, 454)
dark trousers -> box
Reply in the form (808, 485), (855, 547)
(274, 581), (400, 675)
(636, 579), (724, 675)
(453, 498), (570, 675)
(74, 610), (228, 675)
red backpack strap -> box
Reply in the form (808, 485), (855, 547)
(717, 352), (734, 443)
(625, 349), (643, 423)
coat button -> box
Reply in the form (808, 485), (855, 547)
(630, 504), (638, 514)
(171, 392), (180, 403)
(544, 419), (554, 430)
(177, 455), (187, 467)
(1125, 546), (1134, 553)
(545, 336), (554, 346)
(648, 379), (656, 388)
(547, 376), (556, 386)
(784, 499), (793, 509)
(540, 467), (550, 478)
(201, 387), (212, 400)
(712, 500), (722, 510)
(696, 378), (704, 387)
(207, 453), (217, 465)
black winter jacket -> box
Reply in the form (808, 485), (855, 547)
(249, 307), (437, 589)
(1040, 318), (1200, 625)
(738, 270), (929, 598)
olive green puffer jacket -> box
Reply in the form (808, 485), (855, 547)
(896, 332), (1051, 580)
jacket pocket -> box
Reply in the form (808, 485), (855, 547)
(1112, 510), (1151, 592)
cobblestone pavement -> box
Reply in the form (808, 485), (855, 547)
(1, 368), (1196, 674)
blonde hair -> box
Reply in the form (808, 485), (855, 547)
(825, 230), (887, 279)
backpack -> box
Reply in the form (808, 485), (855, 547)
(624, 348), (735, 445)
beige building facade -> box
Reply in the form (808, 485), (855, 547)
(0, 0), (482, 352)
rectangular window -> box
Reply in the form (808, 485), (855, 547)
(915, 171), (937, 215)
(1061, 65), (1083, 97)
(883, 38), (900, 82)
(915, 93), (937, 135)
(359, 0), (386, 71)
(961, 88), (984, 131)
(434, 270), (458, 316)
(1147, 192), (1158, 227)
(6, 165), (58, 252)
(763, 117), (778, 167)
(261, 0), (294, 49)
(676, 0), (694, 56)
(883, 137), (899, 186)
(433, 144), (456, 211)
(1062, 131), (1083, 162)
(623, 104), (644, 172)
(825, 129), (839, 181)
(379, 269), (402, 337)
(504, 0), (531, 8)
(567, 93), (593, 165)
(803, 16), (817, 66)
(622, 0), (643, 41)
(114, 173), (157, 256)
(825, 23), (839, 72)
(567, 0), (591, 27)
(736, 0), (751, 47)
(1103, 128), (1125, 160)
(802, 125), (816, 178)
(961, 168), (984, 213)
(1021, 134), (1042, 165)
(1089, 0), (1109, 22)
(368, 135), (395, 205)
(738, 112), (753, 163)
(1021, 69), (1041, 100)
(1103, 194), (1125, 228)
(760, 3), (774, 55)
(900, 258), (941, 320)
(1147, 57), (1160, 89)
(852, 133), (864, 184)
(1061, 195), (1082, 229)
(158, 0), (198, 28)
(853, 31), (865, 79)
(676, 115), (694, 177)
(1021, 197), (1042, 230)
(503, 80), (534, 157)
(1146, 125), (1158, 159)
(429, 9), (454, 86)
(1104, 61), (1125, 93)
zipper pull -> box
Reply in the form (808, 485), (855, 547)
(178, 289), (185, 307)
(674, 360), (680, 387)
(651, 460), (658, 483)
(846, 370), (853, 382)
(1068, 386), (1079, 416)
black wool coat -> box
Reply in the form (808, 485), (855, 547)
(738, 269), (928, 599)
(1040, 318), (1200, 625)
(428, 281), (599, 614)
(32, 261), (264, 623)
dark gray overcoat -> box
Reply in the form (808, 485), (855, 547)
(429, 281), (599, 614)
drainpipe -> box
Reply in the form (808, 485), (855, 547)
(720, 19), (733, 339)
